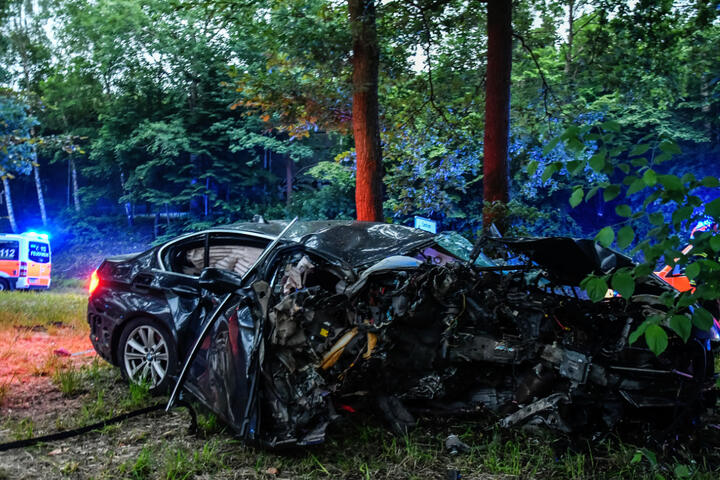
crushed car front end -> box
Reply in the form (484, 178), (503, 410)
(169, 226), (718, 447)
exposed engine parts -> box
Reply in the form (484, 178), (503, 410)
(245, 252), (717, 447)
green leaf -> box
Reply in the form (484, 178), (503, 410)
(710, 236), (720, 252)
(569, 188), (584, 208)
(627, 178), (645, 196)
(611, 271), (634, 298)
(617, 225), (635, 249)
(542, 137), (560, 155)
(603, 185), (620, 202)
(672, 206), (693, 226)
(700, 176), (719, 188)
(644, 324), (669, 356)
(681, 173), (695, 184)
(589, 153), (605, 171)
(595, 227), (615, 247)
(642, 169), (657, 187)
(615, 204), (632, 217)
(583, 276), (609, 302)
(692, 308), (713, 330)
(629, 144), (650, 156)
(541, 163), (559, 182)
(705, 198), (720, 218)
(629, 320), (650, 345)
(586, 186), (599, 201)
(685, 262), (700, 279)
(617, 163), (630, 174)
(659, 139), (681, 155)
(673, 464), (691, 479)
(602, 120), (621, 132)
(669, 315), (692, 342)
(631, 157), (648, 168)
(566, 160), (583, 175)
(527, 160), (539, 176)
(658, 174), (683, 191)
(648, 212), (665, 226)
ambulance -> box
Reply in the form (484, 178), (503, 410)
(0, 232), (52, 291)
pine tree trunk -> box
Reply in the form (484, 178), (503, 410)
(32, 155), (47, 227)
(349, 0), (383, 222)
(2, 177), (18, 233)
(482, 0), (512, 230)
(70, 157), (80, 212)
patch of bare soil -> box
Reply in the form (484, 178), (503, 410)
(0, 326), (94, 412)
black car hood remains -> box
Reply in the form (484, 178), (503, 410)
(227, 221), (434, 268)
(498, 236), (636, 285)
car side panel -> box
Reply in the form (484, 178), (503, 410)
(88, 282), (175, 365)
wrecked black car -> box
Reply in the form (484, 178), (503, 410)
(88, 220), (718, 447)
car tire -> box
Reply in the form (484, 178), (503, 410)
(118, 318), (178, 394)
(0, 279), (9, 291)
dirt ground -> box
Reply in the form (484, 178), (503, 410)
(0, 325), (93, 389)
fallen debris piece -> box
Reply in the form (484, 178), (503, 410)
(445, 435), (470, 455)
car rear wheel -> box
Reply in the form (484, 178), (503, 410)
(0, 279), (9, 291)
(118, 318), (177, 394)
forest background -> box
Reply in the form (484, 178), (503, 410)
(0, 0), (719, 274)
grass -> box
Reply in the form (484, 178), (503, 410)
(0, 290), (86, 330)
(52, 363), (83, 396)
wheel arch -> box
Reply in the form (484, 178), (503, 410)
(110, 312), (178, 366)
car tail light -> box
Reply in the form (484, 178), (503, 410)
(19, 261), (27, 277)
(89, 270), (100, 295)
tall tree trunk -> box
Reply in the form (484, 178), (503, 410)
(67, 158), (71, 207)
(32, 151), (47, 227)
(286, 156), (293, 206)
(70, 157), (80, 212)
(349, 0), (383, 222)
(2, 177), (18, 233)
(120, 172), (134, 227)
(482, 0), (512, 231)
(204, 177), (209, 217)
(564, 0), (575, 76)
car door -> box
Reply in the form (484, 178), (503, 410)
(148, 230), (272, 357)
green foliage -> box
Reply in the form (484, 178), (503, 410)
(543, 119), (720, 356)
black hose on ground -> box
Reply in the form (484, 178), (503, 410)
(0, 400), (197, 452)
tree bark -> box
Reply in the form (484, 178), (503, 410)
(565, 0), (575, 76)
(2, 177), (18, 233)
(120, 171), (134, 227)
(482, 0), (512, 230)
(32, 151), (47, 227)
(349, 0), (383, 222)
(70, 157), (80, 212)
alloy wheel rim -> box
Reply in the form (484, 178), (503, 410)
(123, 325), (169, 388)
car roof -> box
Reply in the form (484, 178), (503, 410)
(223, 220), (435, 267)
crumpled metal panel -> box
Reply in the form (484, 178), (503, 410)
(183, 302), (257, 435)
